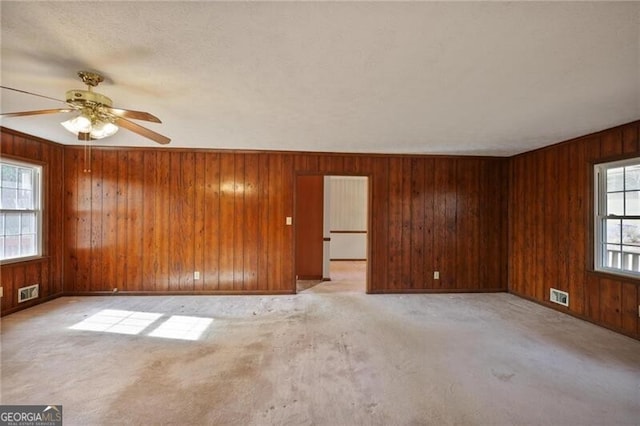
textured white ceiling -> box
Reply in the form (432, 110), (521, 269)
(1, 1), (639, 156)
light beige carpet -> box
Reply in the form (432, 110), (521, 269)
(1, 267), (639, 425)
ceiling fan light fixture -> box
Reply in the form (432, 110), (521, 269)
(90, 121), (119, 139)
(61, 113), (118, 140)
(61, 115), (92, 134)
(2, 70), (169, 145)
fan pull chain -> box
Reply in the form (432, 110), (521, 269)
(83, 142), (92, 173)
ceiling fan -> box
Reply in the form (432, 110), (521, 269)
(0, 71), (170, 145)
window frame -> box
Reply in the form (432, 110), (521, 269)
(0, 158), (43, 264)
(594, 157), (640, 279)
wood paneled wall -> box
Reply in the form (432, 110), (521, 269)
(1, 129), (65, 315)
(6, 122), (640, 338)
(63, 149), (508, 294)
(509, 120), (640, 339)
(6, 121), (640, 340)
(63, 150), (293, 293)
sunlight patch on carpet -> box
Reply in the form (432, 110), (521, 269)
(69, 310), (214, 340)
(148, 315), (213, 341)
(69, 309), (163, 335)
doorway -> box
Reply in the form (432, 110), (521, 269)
(294, 175), (369, 293)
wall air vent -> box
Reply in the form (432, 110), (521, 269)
(550, 288), (569, 307)
(18, 284), (39, 303)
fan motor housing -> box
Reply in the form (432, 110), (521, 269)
(66, 89), (113, 107)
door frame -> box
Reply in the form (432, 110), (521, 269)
(292, 172), (372, 293)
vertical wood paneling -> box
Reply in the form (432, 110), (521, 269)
(155, 151), (171, 291)
(443, 159), (458, 289)
(13, 266), (25, 306)
(586, 274), (601, 320)
(100, 151), (118, 290)
(281, 154), (295, 291)
(126, 152), (144, 290)
(543, 148), (559, 301)
(141, 151), (157, 291)
(181, 151), (196, 291)
(423, 159), (435, 289)
(433, 160), (448, 290)
(77, 160), (92, 292)
(600, 129), (623, 158)
(1, 266), (14, 313)
(387, 158), (403, 290)
(370, 158), (389, 292)
(11, 135), (25, 157)
(622, 124), (639, 154)
(233, 154), (245, 290)
(410, 158), (425, 289)
(266, 155), (282, 291)
(203, 153), (221, 290)
(243, 154), (259, 290)
(1, 129), (65, 315)
(257, 154), (270, 290)
(88, 149), (103, 290)
(49, 145), (64, 294)
(318, 155), (345, 174)
(64, 148), (79, 292)
(167, 152), (181, 290)
(508, 157), (519, 294)
(5, 127), (510, 317)
(400, 157), (412, 289)
(24, 254), (40, 294)
(193, 152), (206, 291)
(600, 278), (622, 329)
(510, 120), (640, 339)
(116, 151), (130, 291)
(1, 131), (14, 152)
(556, 144), (571, 297)
(219, 153), (235, 290)
(498, 159), (509, 289)
(620, 283), (638, 335)
(456, 159), (481, 290)
(532, 152), (544, 300)
(567, 141), (586, 309)
(4, 132), (507, 313)
(18, 117), (638, 346)
(3, 129), (508, 318)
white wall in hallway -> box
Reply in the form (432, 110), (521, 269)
(329, 176), (367, 260)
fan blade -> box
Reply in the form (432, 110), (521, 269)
(114, 117), (171, 145)
(106, 107), (162, 123)
(1, 108), (75, 118)
(1, 86), (67, 104)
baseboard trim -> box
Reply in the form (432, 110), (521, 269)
(296, 275), (323, 280)
(1, 292), (63, 317)
(508, 290), (640, 341)
(369, 288), (507, 294)
(62, 290), (295, 297)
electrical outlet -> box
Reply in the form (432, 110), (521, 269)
(0, 287), (3, 298)
(286, 216), (292, 225)
(194, 271), (200, 280)
(434, 271), (440, 280)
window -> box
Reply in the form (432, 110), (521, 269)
(0, 159), (42, 262)
(594, 158), (640, 277)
